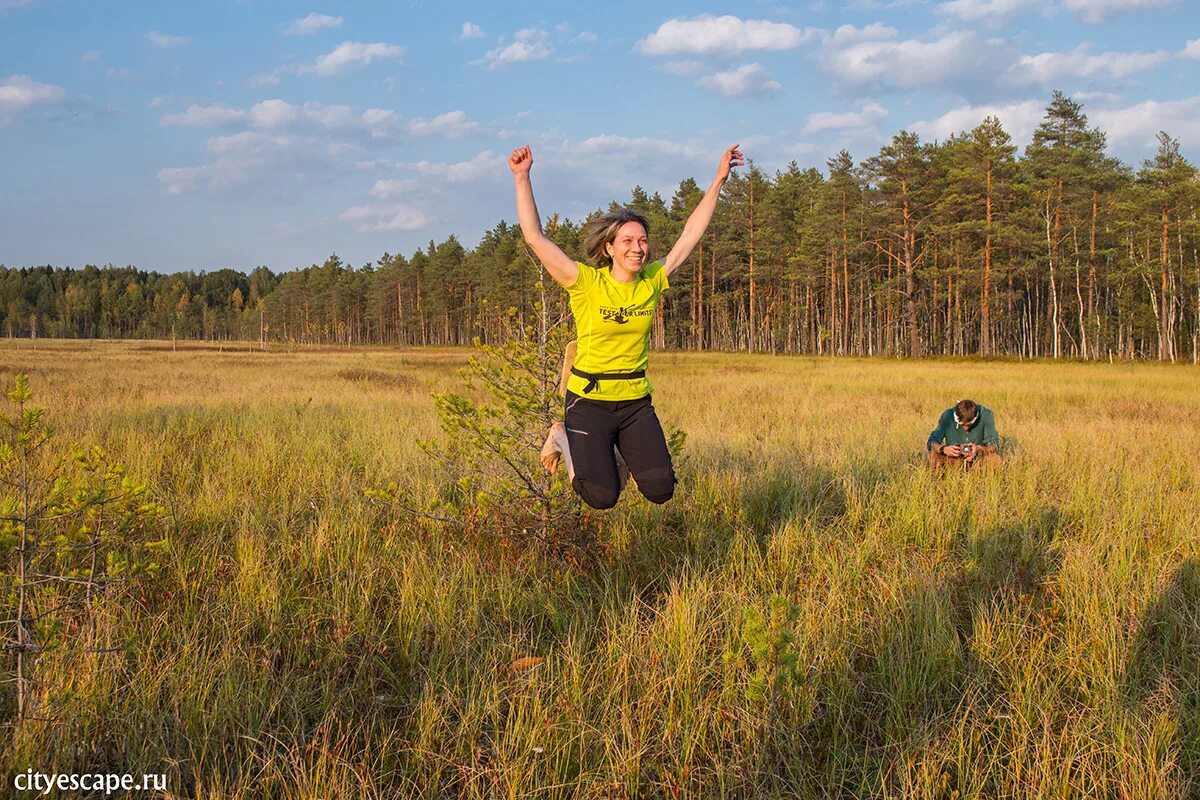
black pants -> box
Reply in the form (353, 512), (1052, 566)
(564, 390), (676, 509)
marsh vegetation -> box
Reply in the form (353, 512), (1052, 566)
(1, 340), (1197, 798)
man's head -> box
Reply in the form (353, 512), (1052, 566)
(954, 399), (978, 429)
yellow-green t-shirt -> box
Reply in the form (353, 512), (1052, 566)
(565, 261), (669, 401)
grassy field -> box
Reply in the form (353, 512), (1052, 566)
(2, 339), (1198, 798)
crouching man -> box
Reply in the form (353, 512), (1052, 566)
(927, 398), (1003, 469)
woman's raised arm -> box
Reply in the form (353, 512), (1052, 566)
(510, 145), (578, 287)
(661, 143), (744, 278)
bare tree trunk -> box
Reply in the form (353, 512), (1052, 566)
(1192, 208), (1199, 365)
(416, 278), (426, 346)
(1046, 192), (1061, 359)
(841, 202), (850, 356)
(788, 279), (797, 353)
(747, 179), (757, 354)
(804, 284), (812, 354)
(396, 281), (405, 344)
(708, 243), (716, 351)
(842, 259), (850, 356)
(828, 249), (838, 355)
(902, 180), (920, 357)
(1088, 191), (1098, 358)
(857, 277), (865, 355)
(1160, 204), (1173, 362)
(954, 253), (963, 355)
(692, 245), (701, 350)
(1073, 227), (1087, 359)
(945, 274), (953, 356)
(981, 158), (993, 356)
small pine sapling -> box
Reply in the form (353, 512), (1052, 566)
(368, 307), (601, 566)
(0, 375), (167, 724)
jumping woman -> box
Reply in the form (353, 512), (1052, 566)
(509, 142), (744, 509)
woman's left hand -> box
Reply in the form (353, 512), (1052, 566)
(716, 143), (744, 182)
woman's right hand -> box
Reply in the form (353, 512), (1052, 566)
(509, 145), (533, 176)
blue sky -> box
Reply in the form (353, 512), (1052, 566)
(2, 0), (1199, 273)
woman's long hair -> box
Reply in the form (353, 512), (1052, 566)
(582, 209), (650, 267)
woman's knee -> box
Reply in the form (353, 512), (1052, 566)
(638, 479), (675, 504)
(573, 477), (619, 510)
(635, 468), (676, 504)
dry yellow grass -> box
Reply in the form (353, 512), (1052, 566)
(2, 339), (1198, 798)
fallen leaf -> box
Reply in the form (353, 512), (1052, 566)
(510, 656), (545, 672)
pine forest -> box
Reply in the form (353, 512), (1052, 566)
(6, 94), (1199, 362)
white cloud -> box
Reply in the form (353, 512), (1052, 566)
(79, 50), (103, 63)
(550, 133), (718, 196)
(325, 142), (361, 159)
(566, 135), (712, 187)
(361, 108), (398, 127)
(340, 203), (431, 232)
(160, 103), (247, 127)
(461, 22), (485, 40)
(1062, 0), (1177, 23)
(160, 98), (400, 139)
(574, 135), (703, 161)
(157, 157), (254, 195)
(302, 102), (356, 128)
(1010, 44), (1169, 83)
(1091, 96), (1200, 149)
(284, 13), (343, 35)
(821, 30), (1006, 91)
(406, 110), (481, 139)
(847, 0), (930, 7)
(479, 28), (553, 68)
(302, 41), (404, 76)
(1182, 39), (1200, 60)
(0, 74), (66, 124)
(827, 23), (899, 45)
(404, 150), (496, 182)
(911, 99), (1045, 144)
(0, 0), (37, 12)
(637, 15), (818, 56)
(804, 101), (888, 134)
(697, 63), (781, 96)
(938, 0), (1038, 21)
(105, 67), (134, 82)
(250, 99), (300, 128)
(206, 131), (291, 155)
(575, 32), (598, 44)
(156, 103), (406, 197)
(369, 178), (419, 198)
(146, 30), (190, 48)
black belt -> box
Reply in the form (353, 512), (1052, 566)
(571, 366), (646, 394)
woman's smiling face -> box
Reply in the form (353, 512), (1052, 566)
(606, 221), (649, 276)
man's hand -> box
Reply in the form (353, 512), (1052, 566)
(942, 444), (962, 458)
(509, 145), (532, 176)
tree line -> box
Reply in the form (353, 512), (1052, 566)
(3, 93), (1198, 361)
